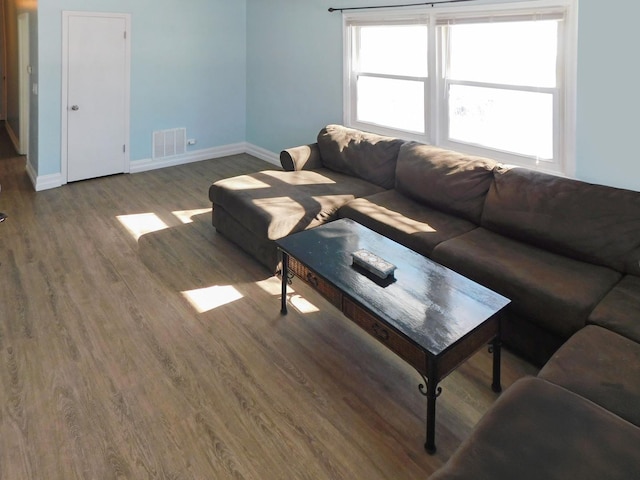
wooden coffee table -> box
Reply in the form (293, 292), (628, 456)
(276, 219), (510, 453)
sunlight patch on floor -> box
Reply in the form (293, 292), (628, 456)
(255, 277), (291, 296)
(117, 213), (169, 241)
(172, 208), (211, 224)
(289, 294), (319, 314)
(181, 285), (244, 313)
(255, 277), (319, 313)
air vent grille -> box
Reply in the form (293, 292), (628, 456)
(153, 128), (187, 159)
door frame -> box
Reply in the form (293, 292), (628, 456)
(1, 0), (8, 121)
(18, 12), (29, 156)
(61, 11), (131, 184)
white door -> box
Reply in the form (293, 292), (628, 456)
(64, 13), (130, 182)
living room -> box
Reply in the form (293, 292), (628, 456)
(1, 0), (639, 478)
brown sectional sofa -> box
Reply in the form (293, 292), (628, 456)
(209, 125), (640, 476)
(210, 124), (640, 364)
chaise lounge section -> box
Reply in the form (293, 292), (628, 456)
(210, 126), (402, 270)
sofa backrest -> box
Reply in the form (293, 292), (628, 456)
(482, 165), (640, 275)
(317, 125), (404, 189)
(395, 142), (497, 224)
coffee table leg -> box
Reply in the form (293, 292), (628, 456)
(491, 335), (502, 393)
(423, 361), (441, 454)
(280, 252), (288, 315)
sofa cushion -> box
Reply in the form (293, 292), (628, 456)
(588, 275), (640, 343)
(338, 190), (477, 257)
(209, 169), (385, 240)
(429, 377), (640, 480)
(482, 165), (640, 275)
(316, 124), (404, 189)
(539, 325), (640, 427)
(431, 228), (622, 338)
(394, 142), (497, 224)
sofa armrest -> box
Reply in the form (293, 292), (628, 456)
(280, 143), (323, 171)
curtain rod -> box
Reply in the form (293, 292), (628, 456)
(329, 0), (477, 13)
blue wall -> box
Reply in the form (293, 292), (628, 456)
(37, 0), (247, 176)
(246, 0), (343, 155)
(575, 1), (640, 191)
(33, 0), (640, 192)
(246, 0), (640, 192)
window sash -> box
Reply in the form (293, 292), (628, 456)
(346, 16), (431, 141)
(438, 14), (565, 163)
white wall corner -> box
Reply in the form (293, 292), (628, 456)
(244, 143), (280, 166)
(26, 159), (64, 191)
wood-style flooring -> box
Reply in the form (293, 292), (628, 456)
(0, 132), (537, 479)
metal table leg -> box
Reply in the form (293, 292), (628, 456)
(280, 252), (288, 315)
(422, 360), (441, 454)
(491, 320), (502, 393)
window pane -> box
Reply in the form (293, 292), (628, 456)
(357, 76), (425, 133)
(449, 85), (553, 159)
(448, 21), (558, 88)
(358, 25), (428, 77)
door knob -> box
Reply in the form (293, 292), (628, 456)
(71, 105), (79, 111)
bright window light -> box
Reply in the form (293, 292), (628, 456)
(449, 85), (553, 159)
(353, 22), (428, 134)
(357, 76), (425, 133)
(359, 25), (428, 77)
(448, 21), (559, 88)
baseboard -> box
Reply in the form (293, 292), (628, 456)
(27, 159), (64, 191)
(130, 142), (279, 172)
(130, 142), (254, 173)
(244, 143), (280, 166)
(31, 142), (281, 191)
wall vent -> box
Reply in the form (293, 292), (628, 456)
(153, 128), (187, 159)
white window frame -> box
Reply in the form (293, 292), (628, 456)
(343, 0), (578, 176)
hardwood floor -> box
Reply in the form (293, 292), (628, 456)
(0, 134), (537, 479)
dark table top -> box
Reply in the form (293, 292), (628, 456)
(276, 219), (510, 357)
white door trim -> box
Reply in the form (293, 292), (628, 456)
(61, 11), (131, 185)
(1, 1), (9, 121)
(18, 12), (29, 156)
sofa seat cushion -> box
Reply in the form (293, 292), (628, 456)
(338, 190), (477, 257)
(588, 275), (640, 343)
(481, 165), (640, 275)
(317, 125), (404, 189)
(539, 325), (640, 427)
(209, 169), (385, 240)
(431, 228), (622, 338)
(395, 142), (497, 224)
(429, 377), (640, 480)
